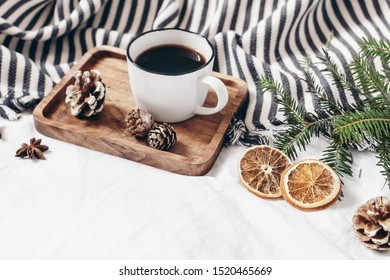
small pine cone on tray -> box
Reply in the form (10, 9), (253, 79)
(125, 108), (154, 138)
(147, 123), (177, 151)
(65, 70), (106, 117)
(352, 196), (390, 251)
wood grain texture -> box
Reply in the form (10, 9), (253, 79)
(33, 46), (248, 176)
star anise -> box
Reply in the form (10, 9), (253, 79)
(15, 138), (49, 159)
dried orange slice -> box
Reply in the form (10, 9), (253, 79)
(280, 159), (341, 211)
(238, 145), (291, 199)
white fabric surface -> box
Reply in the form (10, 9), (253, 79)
(0, 114), (389, 260)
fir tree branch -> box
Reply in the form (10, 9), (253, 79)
(350, 54), (390, 106)
(258, 37), (390, 187)
(324, 31), (334, 50)
(275, 117), (335, 160)
(376, 138), (390, 186)
(274, 123), (313, 159)
(258, 77), (307, 124)
(384, 68), (390, 81)
(301, 56), (345, 116)
(360, 37), (390, 64)
(333, 109), (390, 144)
(309, 115), (333, 138)
(320, 42), (362, 96)
(321, 141), (353, 177)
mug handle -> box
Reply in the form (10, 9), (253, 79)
(193, 76), (229, 115)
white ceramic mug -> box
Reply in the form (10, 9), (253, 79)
(126, 28), (228, 123)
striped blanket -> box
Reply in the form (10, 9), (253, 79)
(1, 0), (389, 145)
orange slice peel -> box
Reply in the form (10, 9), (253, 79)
(238, 145), (292, 199)
(280, 159), (341, 211)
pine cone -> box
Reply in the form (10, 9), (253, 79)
(126, 108), (154, 138)
(352, 196), (390, 251)
(147, 123), (177, 151)
(65, 70), (106, 117)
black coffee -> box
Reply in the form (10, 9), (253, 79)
(135, 44), (206, 74)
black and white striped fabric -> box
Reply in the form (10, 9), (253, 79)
(1, 0), (389, 144)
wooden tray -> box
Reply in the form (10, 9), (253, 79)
(33, 46), (247, 176)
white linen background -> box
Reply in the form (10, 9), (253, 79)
(0, 114), (389, 259)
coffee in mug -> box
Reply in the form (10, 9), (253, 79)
(135, 44), (206, 74)
(126, 28), (228, 123)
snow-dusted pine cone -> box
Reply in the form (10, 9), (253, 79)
(352, 196), (390, 251)
(147, 123), (177, 151)
(65, 70), (106, 117)
(126, 108), (154, 138)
